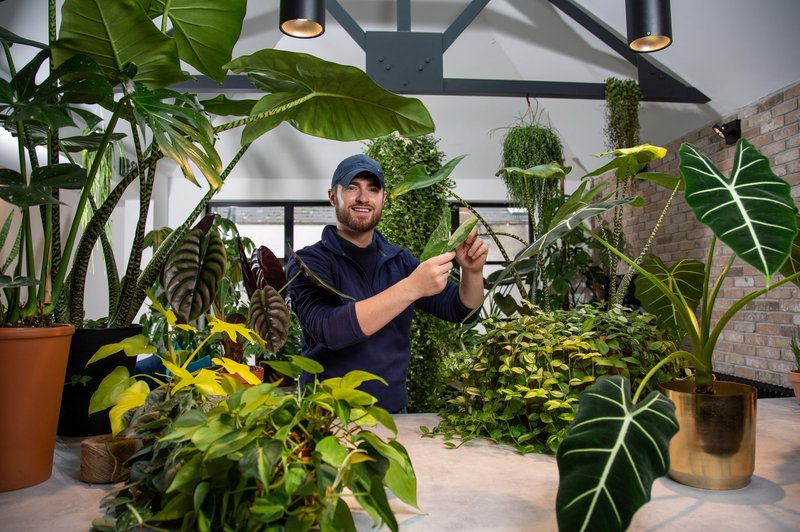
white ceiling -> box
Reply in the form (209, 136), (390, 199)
(2, 0), (799, 209)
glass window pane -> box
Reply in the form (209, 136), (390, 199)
(209, 205), (285, 258)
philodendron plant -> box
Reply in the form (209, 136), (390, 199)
(92, 352), (417, 531)
(554, 138), (800, 531)
(0, 0), (434, 328)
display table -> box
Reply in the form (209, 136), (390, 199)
(1, 398), (798, 531)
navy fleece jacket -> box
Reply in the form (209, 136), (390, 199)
(286, 225), (474, 413)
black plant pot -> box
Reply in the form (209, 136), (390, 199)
(57, 325), (142, 437)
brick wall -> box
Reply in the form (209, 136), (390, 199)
(621, 81), (800, 388)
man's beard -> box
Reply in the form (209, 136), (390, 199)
(334, 200), (381, 233)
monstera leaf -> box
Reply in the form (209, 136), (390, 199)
(634, 254), (705, 336)
(679, 139), (798, 281)
(556, 375), (678, 532)
(248, 285), (290, 353)
(163, 226), (227, 323)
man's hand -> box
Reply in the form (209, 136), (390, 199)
(455, 227), (489, 273)
(405, 251), (456, 299)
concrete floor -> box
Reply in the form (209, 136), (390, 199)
(1, 398), (797, 531)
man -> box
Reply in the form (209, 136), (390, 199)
(286, 154), (488, 413)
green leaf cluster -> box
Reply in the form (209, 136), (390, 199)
(431, 303), (686, 454)
(366, 133), (458, 413)
(99, 360), (416, 532)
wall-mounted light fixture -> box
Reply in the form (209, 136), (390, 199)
(626, 0), (672, 53)
(712, 119), (741, 145)
(280, 0), (325, 39)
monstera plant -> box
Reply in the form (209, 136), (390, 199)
(553, 139), (800, 530)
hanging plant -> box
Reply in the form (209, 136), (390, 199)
(603, 77), (641, 151)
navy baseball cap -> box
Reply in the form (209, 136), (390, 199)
(331, 154), (385, 189)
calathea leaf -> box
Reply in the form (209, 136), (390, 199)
(251, 245), (287, 295)
(634, 254), (705, 336)
(163, 226), (227, 323)
(556, 375), (678, 532)
(679, 139), (798, 281)
(248, 285), (290, 353)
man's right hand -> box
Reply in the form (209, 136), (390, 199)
(404, 252), (456, 299)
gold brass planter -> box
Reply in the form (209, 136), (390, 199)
(661, 379), (756, 490)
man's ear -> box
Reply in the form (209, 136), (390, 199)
(328, 188), (336, 205)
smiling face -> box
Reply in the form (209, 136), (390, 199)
(329, 174), (386, 244)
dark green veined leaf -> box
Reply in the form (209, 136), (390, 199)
(131, 87), (222, 188)
(247, 72), (306, 94)
(679, 139), (798, 281)
(419, 206), (452, 261)
(37, 54), (112, 105)
(389, 155), (466, 200)
(225, 49), (435, 143)
(289, 246), (355, 301)
(495, 161), (570, 181)
(200, 95), (258, 117)
(52, 0), (189, 88)
(634, 254), (704, 336)
(163, 227), (227, 323)
(779, 214), (800, 287)
(556, 375), (678, 532)
(248, 285), (290, 352)
(635, 171), (684, 190)
(156, 0), (246, 84)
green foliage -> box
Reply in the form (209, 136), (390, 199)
(430, 303), (686, 454)
(366, 133), (457, 412)
(97, 359), (417, 532)
(603, 77), (641, 151)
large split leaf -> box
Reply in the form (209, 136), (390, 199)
(556, 375), (678, 532)
(679, 139), (798, 281)
(163, 227), (227, 323)
(634, 254), (705, 336)
(225, 49), (435, 143)
(248, 285), (290, 353)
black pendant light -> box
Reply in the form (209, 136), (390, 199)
(280, 0), (325, 39)
(626, 0), (672, 53)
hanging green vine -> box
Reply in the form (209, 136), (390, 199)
(499, 109), (564, 307)
(602, 77), (641, 305)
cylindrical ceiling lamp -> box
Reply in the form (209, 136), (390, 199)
(280, 0), (325, 39)
(626, 0), (672, 53)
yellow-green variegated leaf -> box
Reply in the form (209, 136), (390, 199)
(585, 144), (667, 180)
(213, 357), (261, 385)
(85, 334), (156, 366)
(88, 365), (136, 415)
(109, 380), (150, 436)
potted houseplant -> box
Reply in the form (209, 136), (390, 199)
(552, 138), (800, 530)
(790, 329), (800, 403)
(2, 0), (435, 437)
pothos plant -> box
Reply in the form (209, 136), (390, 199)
(91, 353), (418, 531)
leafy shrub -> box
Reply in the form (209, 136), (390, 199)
(96, 359), (417, 531)
(427, 302), (686, 454)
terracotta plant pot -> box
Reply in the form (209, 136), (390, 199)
(661, 379), (757, 490)
(57, 325), (142, 437)
(0, 324), (75, 491)
(789, 369), (800, 405)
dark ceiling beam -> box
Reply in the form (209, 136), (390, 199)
(398, 0), (411, 31)
(327, 0), (366, 50)
(443, 0), (492, 52)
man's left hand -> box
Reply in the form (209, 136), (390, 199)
(455, 227), (489, 273)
